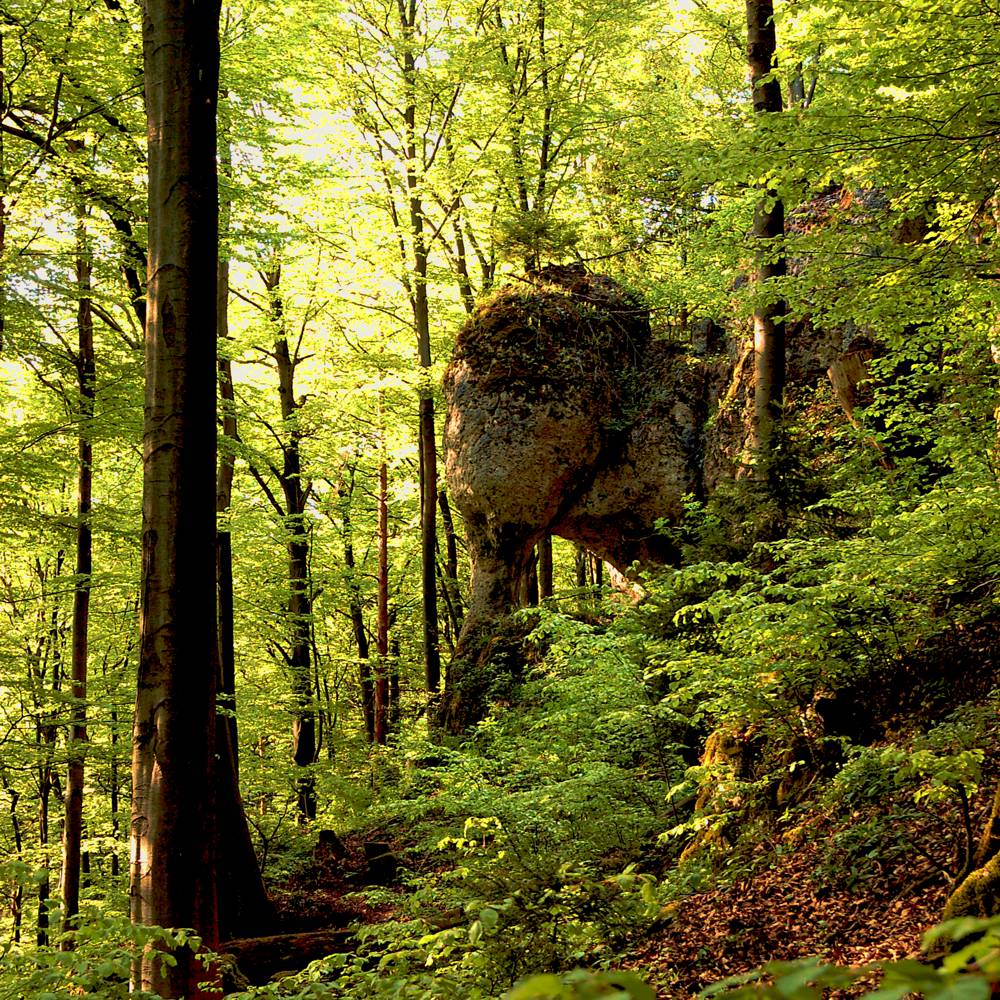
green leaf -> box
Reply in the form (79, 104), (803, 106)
(506, 973), (565, 999)
(926, 976), (991, 1000)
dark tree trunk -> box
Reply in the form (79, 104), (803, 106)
(35, 563), (64, 949)
(589, 553), (603, 590)
(746, 0), (787, 479)
(216, 129), (239, 774)
(396, 0), (441, 693)
(537, 535), (553, 600)
(389, 638), (401, 729)
(133, 3), (269, 993)
(0, 771), (23, 942)
(438, 489), (463, 630)
(260, 266), (317, 820)
(340, 478), (375, 742)
(574, 544), (587, 589)
(61, 192), (95, 941)
(375, 458), (390, 743)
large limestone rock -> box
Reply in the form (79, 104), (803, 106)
(437, 266), (737, 729)
(438, 264), (863, 731)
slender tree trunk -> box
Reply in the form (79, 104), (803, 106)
(389, 637), (401, 729)
(261, 266), (317, 820)
(133, 3), (268, 992)
(37, 771), (50, 947)
(438, 489), (464, 631)
(61, 191), (95, 941)
(341, 479), (375, 742)
(106, 649), (122, 881)
(397, 0), (441, 693)
(375, 457), (390, 743)
(537, 535), (553, 600)
(216, 125), (239, 774)
(746, 0), (787, 480)
(574, 545), (587, 589)
(1, 771), (23, 942)
(35, 565), (64, 949)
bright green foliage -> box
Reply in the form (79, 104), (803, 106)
(3, 0), (1000, 994)
(1, 916), (196, 1000)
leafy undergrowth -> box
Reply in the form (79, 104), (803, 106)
(236, 479), (1000, 998)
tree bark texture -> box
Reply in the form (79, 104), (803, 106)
(746, 0), (787, 476)
(216, 126), (240, 774)
(537, 535), (553, 600)
(397, 0), (442, 693)
(375, 457), (390, 743)
(132, 3), (260, 993)
(340, 479), (375, 742)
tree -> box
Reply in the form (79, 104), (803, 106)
(746, 0), (786, 480)
(131, 0), (268, 993)
(60, 173), (95, 942)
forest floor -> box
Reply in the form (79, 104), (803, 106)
(625, 834), (948, 997)
(243, 622), (1000, 997)
(254, 793), (969, 998)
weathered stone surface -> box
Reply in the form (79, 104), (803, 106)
(443, 267), (734, 635)
(443, 265), (653, 637)
(439, 265), (867, 731)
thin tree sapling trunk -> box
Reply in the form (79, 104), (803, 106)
(216, 124), (240, 772)
(537, 535), (553, 600)
(746, 0), (787, 481)
(340, 475), (375, 741)
(61, 190), (95, 941)
(260, 265), (318, 820)
(375, 455), (390, 743)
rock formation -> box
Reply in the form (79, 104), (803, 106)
(438, 263), (863, 731)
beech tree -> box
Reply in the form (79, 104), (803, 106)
(131, 0), (268, 994)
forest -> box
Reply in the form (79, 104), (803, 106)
(2, 0), (1000, 997)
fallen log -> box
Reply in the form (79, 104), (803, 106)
(220, 929), (353, 985)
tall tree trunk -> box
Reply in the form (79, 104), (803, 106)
(61, 190), (95, 942)
(261, 266), (317, 820)
(216, 122), (239, 774)
(133, 3), (268, 992)
(374, 457), (391, 743)
(0, 771), (23, 942)
(389, 637), (401, 729)
(37, 770), (50, 947)
(35, 558), (64, 949)
(746, 0), (787, 480)
(574, 544), (587, 589)
(397, 0), (441, 694)
(438, 489), (464, 631)
(340, 476), (375, 742)
(537, 535), (553, 600)
(104, 646), (124, 881)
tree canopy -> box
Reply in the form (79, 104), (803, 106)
(2, 0), (1000, 997)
